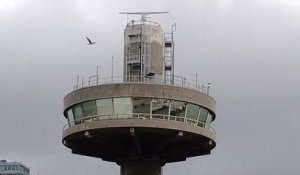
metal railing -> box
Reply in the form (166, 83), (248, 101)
(126, 20), (161, 27)
(73, 75), (211, 95)
(63, 113), (216, 134)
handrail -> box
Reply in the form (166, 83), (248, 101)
(73, 75), (210, 95)
(126, 20), (161, 27)
(63, 113), (216, 134)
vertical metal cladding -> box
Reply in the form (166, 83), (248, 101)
(124, 22), (163, 80)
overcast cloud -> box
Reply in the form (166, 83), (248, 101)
(1, 0), (300, 175)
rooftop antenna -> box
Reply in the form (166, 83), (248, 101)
(119, 11), (169, 22)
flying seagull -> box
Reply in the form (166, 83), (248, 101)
(86, 36), (96, 45)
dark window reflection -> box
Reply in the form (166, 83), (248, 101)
(170, 100), (186, 119)
(132, 97), (151, 114)
(82, 101), (97, 117)
(73, 104), (83, 123)
(152, 98), (170, 115)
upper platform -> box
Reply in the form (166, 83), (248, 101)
(71, 75), (211, 95)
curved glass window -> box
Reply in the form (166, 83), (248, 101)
(186, 103), (200, 123)
(170, 100), (186, 122)
(198, 108), (208, 127)
(170, 100), (186, 117)
(73, 104), (83, 123)
(96, 98), (113, 115)
(66, 97), (214, 129)
(152, 98), (170, 115)
(82, 101), (97, 117)
(67, 109), (75, 126)
(113, 98), (132, 118)
(132, 97), (151, 118)
(206, 112), (213, 128)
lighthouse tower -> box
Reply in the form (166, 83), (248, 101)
(62, 12), (216, 175)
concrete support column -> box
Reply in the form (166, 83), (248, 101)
(120, 160), (162, 175)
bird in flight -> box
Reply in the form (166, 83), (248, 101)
(86, 36), (96, 45)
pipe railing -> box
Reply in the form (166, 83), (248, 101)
(126, 20), (161, 27)
(73, 75), (210, 95)
(63, 113), (216, 134)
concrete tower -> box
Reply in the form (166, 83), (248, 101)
(62, 12), (216, 175)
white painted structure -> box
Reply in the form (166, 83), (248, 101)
(123, 19), (164, 82)
(0, 160), (30, 175)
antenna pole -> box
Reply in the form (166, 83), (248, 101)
(196, 72), (198, 89)
(96, 66), (99, 85)
(81, 76), (84, 88)
(76, 75), (79, 89)
(207, 83), (211, 95)
(111, 56), (114, 82)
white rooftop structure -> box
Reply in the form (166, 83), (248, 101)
(0, 160), (30, 175)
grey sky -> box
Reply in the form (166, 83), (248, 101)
(1, 0), (300, 175)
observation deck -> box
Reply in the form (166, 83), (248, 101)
(62, 75), (216, 164)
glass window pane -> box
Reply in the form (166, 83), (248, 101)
(132, 97), (151, 114)
(206, 112), (212, 128)
(67, 109), (75, 125)
(186, 103), (200, 121)
(114, 98), (132, 118)
(170, 100), (186, 121)
(152, 98), (170, 115)
(82, 100), (97, 117)
(96, 98), (113, 115)
(199, 107), (208, 123)
(73, 104), (84, 122)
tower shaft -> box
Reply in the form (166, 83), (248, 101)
(121, 160), (162, 175)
